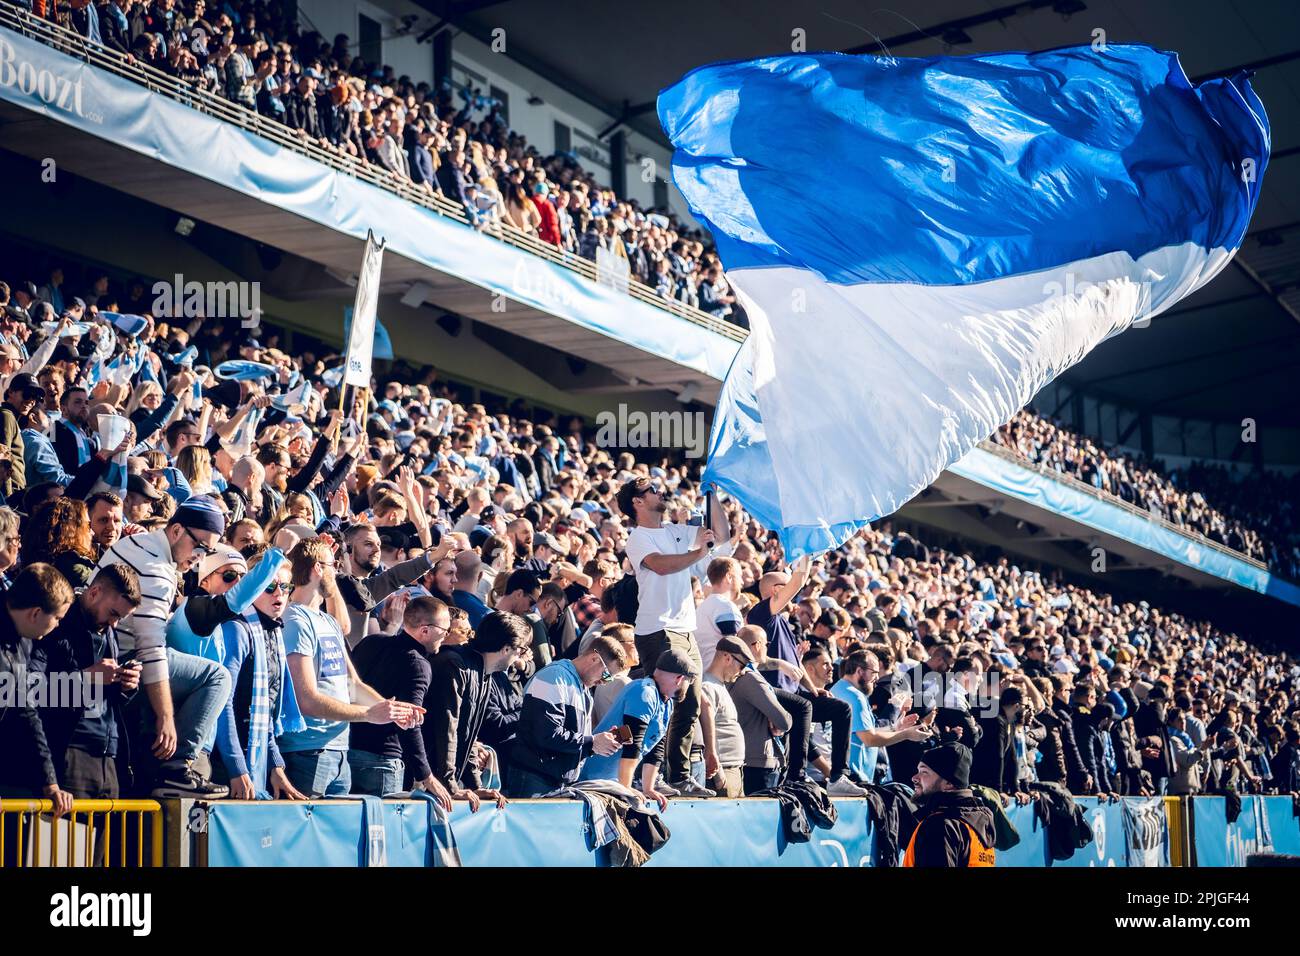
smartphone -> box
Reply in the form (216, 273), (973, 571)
(612, 725), (633, 745)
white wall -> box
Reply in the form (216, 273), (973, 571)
(295, 0), (694, 222)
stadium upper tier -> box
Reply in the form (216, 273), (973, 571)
(1, 2), (1294, 603)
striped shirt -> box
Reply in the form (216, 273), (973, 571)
(96, 529), (179, 685)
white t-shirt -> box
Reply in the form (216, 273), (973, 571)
(624, 523), (700, 635)
(694, 593), (743, 668)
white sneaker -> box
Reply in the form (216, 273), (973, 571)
(827, 776), (870, 797)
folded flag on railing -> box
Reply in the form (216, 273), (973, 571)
(659, 45), (1269, 559)
(215, 360), (278, 382)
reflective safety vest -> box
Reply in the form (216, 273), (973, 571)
(902, 812), (996, 867)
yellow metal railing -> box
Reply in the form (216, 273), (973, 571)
(0, 799), (164, 867)
(1163, 796), (1190, 867)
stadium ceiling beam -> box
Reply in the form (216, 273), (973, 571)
(1190, 49), (1300, 82)
(1232, 256), (1300, 326)
(839, 0), (1064, 56)
(1081, 332), (1296, 386)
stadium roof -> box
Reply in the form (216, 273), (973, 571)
(433, 0), (1300, 427)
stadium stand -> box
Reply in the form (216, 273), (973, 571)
(0, 0), (1297, 875)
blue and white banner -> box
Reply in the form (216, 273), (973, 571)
(343, 231), (385, 386)
(660, 46), (1269, 558)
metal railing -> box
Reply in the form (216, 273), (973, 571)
(0, 2), (747, 344)
(976, 439), (1270, 572)
(0, 799), (164, 867)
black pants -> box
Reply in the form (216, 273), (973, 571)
(743, 766), (780, 795)
(774, 688), (850, 782)
(62, 747), (120, 800)
(633, 629), (701, 783)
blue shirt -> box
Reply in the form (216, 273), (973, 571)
(278, 604), (350, 752)
(579, 678), (671, 782)
(452, 588), (491, 629)
(832, 678), (880, 783)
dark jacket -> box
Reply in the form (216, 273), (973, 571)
(0, 608), (58, 792)
(971, 711), (1017, 793)
(1072, 707), (1113, 794)
(1032, 707), (1069, 784)
(0, 403), (26, 499)
(1054, 697), (1091, 792)
(904, 789), (997, 867)
(351, 631), (433, 783)
(508, 659), (595, 789)
(284, 88), (322, 139)
(97, 2), (133, 55)
(423, 645), (491, 790)
(479, 665), (527, 771)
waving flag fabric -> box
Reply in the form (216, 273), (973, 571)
(658, 44), (1269, 559)
(215, 360), (278, 382)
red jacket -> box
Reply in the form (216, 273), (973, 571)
(535, 197), (562, 246)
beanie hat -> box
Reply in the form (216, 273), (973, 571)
(170, 494), (226, 536)
(918, 742), (972, 789)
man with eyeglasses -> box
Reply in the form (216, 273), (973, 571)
(507, 634), (628, 797)
(615, 476), (730, 798)
(348, 596), (454, 807)
(97, 495), (232, 797)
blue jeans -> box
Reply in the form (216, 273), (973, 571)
(348, 750), (405, 797)
(690, 758), (707, 787)
(282, 748), (352, 797)
(136, 648), (230, 765)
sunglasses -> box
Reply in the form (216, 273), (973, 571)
(220, 569), (243, 584)
(184, 527), (216, 557)
(263, 582), (292, 594)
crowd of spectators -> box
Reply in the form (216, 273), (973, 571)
(992, 409), (1300, 580)
(22, 0), (743, 324)
(0, 258), (1297, 833)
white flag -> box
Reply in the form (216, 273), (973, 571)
(343, 230), (386, 387)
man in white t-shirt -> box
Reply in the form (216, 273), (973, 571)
(616, 476), (729, 796)
(695, 557), (744, 670)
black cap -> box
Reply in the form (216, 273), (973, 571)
(6, 373), (44, 400)
(127, 474), (165, 501)
(50, 343), (79, 364)
(919, 742), (973, 789)
(654, 648), (697, 679)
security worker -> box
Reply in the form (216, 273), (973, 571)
(903, 742), (997, 867)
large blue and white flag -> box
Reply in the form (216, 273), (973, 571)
(659, 45), (1269, 559)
